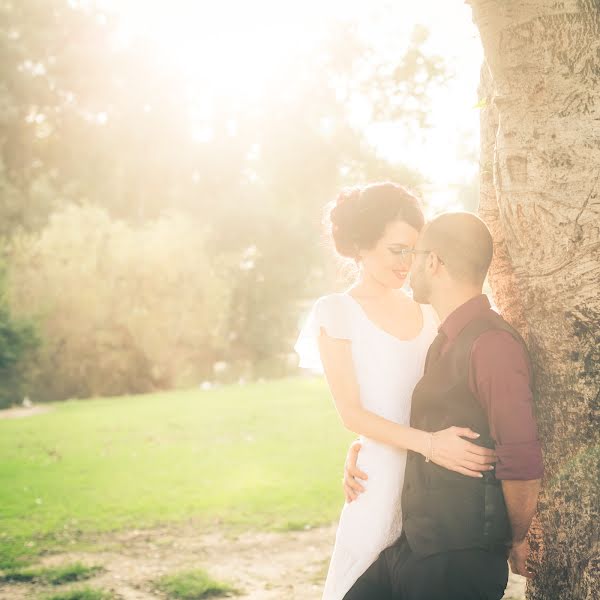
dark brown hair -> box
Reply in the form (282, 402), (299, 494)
(328, 182), (424, 259)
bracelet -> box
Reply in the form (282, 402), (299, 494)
(425, 433), (434, 462)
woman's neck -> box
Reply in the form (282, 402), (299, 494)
(351, 270), (395, 300)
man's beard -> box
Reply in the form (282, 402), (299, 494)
(410, 266), (431, 304)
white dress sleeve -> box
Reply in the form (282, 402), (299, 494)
(294, 294), (353, 372)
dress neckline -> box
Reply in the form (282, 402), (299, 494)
(344, 293), (427, 344)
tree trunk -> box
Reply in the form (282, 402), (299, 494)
(467, 1), (600, 598)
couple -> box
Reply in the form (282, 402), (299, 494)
(294, 182), (543, 599)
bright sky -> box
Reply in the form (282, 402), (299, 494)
(348, 0), (483, 191)
(101, 0), (483, 188)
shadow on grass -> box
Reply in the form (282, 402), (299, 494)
(39, 585), (114, 600)
(0, 561), (103, 585)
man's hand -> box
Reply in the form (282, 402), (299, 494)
(343, 440), (368, 503)
(508, 538), (534, 578)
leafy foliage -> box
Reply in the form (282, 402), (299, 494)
(7, 206), (231, 401)
(0, 264), (38, 408)
(0, 2), (440, 233)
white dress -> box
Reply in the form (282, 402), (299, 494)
(294, 292), (438, 600)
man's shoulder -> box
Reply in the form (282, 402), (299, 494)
(475, 326), (522, 346)
(477, 310), (528, 346)
(459, 310), (528, 354)
(470, 322), (532, 375)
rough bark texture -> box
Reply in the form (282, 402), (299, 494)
(468, 1), (600, 598)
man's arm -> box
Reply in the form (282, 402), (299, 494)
(470, 330), (544, 577)
(502, 479), (541, 577)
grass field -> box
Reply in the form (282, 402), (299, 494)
(0, 377), (354, 569)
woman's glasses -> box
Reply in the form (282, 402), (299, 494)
(387, 247), (445, 265)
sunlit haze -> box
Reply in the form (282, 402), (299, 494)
(103, 0), (483, 202)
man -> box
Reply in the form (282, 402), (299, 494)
(342, 212), (543, 600)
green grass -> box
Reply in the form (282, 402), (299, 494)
(40, 586), (114, 600)
(154, 569), (238, 599)
(0, 562), (103, 584)
(0, 377), (353, 568)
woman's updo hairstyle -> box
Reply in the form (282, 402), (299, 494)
(328, 182), (425, 259)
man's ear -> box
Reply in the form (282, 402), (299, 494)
(426, 252), (444, 276)
(426, 252), (438, 272)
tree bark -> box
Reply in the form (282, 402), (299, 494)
(467, 1), (600, 598)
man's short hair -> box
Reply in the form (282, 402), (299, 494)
(419, 212), (493, 286)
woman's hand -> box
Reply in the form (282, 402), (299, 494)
(342, 440), (368, 503)
(427, 427), (496, 478)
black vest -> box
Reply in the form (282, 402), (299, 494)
(401, 311), (526, 558)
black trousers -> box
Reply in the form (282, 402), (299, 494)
(343, 533), (509, 600)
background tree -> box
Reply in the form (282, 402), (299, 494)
(1, 1), (454, 400)
(0, 2), (445, 231)
(468, 1), (600, 598)
(0, 263), (37, 408)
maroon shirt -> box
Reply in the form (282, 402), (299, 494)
(437, 294), (544, 480)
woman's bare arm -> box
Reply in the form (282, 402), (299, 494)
(319, 331), (429, 453)
(318, 331), (496, 478)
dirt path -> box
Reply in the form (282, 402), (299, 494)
(0, 405), (53, 420)
(0, 522), (526, 599)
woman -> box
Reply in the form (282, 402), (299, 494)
(294, 182), (496, 600)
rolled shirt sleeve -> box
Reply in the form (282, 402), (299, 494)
(469, 330), (544, 480)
